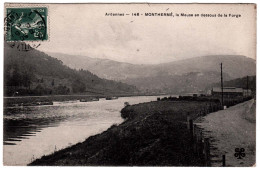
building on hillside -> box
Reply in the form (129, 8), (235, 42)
(211, 87), (244, 97)
(243, 89), (252, 97)
(183, 93), (205, 97)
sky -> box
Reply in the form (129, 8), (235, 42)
(33, 3), (256, 64)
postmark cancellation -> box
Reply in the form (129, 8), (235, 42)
(4, 6), (48, 42)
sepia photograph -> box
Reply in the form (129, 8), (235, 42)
(3, 3), (256, 167)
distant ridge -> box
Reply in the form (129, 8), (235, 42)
(48, 53), (255, 80)
(48, 52), (256, 94)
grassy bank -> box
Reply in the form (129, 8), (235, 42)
(29, 99), (221, 166)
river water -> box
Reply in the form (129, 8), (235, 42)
(3, 96), (161, 166)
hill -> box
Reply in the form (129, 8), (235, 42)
(4, 43), (139, 96)
(47, 52), (156, 81)
(123, 71), (231, 94)
(48, 53), (256, 94)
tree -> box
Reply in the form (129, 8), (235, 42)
(11, 68), (22, 87)
(22, 73), (31, 89)
(34, 84), (45, 95)
(51, 79), (55, 86)
(72, 79), (86, 93)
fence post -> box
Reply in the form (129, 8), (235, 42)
(199, 131), (203, 156)
(193, 124), (197, 153)
(222, 155), (226, 167)
(189, 119), (193, 136)
(187, 115), (190, 129)
(204, 138), (210, 166)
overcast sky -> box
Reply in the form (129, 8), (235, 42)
(36, 4), (256, 64)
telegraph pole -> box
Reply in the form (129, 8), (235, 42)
(221, 63), (224, 107)
(247, 76), (249, 96)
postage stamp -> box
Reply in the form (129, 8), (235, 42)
(5, 7), (48, 41)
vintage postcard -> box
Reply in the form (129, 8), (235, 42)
(3, 3), (256, 167)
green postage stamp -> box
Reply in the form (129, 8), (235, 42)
(5, 7), (48, 41)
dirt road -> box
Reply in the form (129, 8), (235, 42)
(195, 99), (256, 167)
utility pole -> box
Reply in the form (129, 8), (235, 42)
(247, 76), (249, 97)
(221, 63), (224, 107)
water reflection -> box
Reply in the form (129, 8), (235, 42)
(3, 96), (160, 166)
(4, 105), (73, 145)
(4, 117), (63, 145)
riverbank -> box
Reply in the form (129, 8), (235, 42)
(29, 98), (221, 166)
(4, 93), (165, 107)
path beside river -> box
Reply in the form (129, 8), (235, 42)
(195, 99), (256, 167)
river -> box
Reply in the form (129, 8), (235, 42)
(3, 96), (163, 166)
